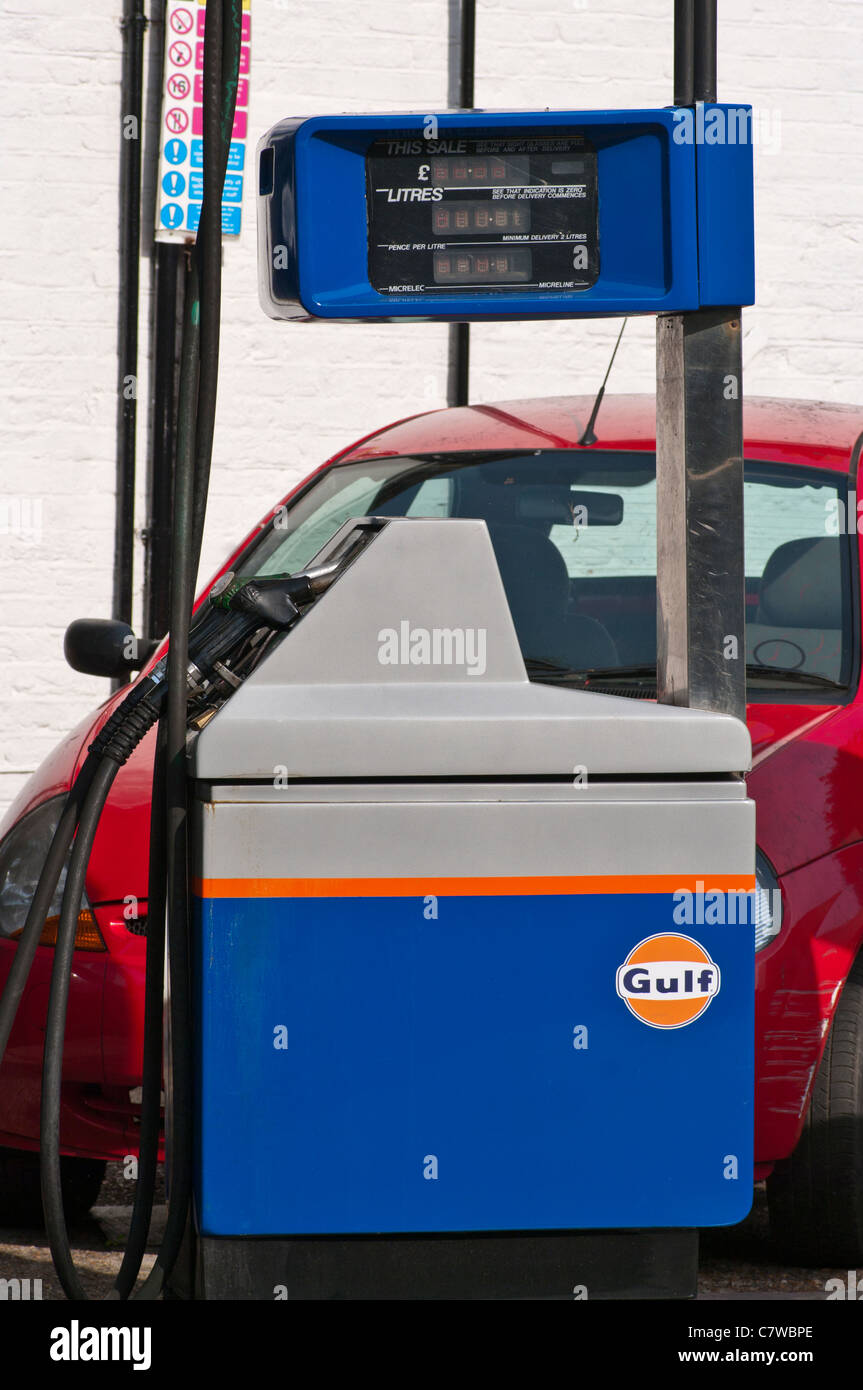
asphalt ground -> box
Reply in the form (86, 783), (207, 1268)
(0, 1168), (845, 1301)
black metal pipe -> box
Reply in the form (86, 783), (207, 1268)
(693, 0), (718, 103)
(447, 324), (470, 409)
(676, 1), (716, 106)
(674, 0), (695, 106)
(190, 0), (243, 575)
(144, 242), (182, 640)
(459, 0), (475, 107)
(113, 0), (147, 652)
(446, 0), (476, 409)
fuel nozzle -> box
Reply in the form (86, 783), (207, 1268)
(182, 567), (324, 697)
(207, 563), (342, 622)
(208, 572), (303, 629)
(189, 526), (381, 695)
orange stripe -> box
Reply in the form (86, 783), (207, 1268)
(193, 873), (756, 900)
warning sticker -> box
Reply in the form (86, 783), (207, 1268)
(155, 0), (250, 241)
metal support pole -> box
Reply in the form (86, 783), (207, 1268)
(693, 0), (718, 104)
(143, 242), (184, 639)
(446, 0), (475, 408)
(113, 0), (147, 648)
(673, 0), (695, 107)
(656, 311), (745, 720)
(656, 0), (746, 725)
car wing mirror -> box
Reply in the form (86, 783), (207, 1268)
(63, 619), (160, 678)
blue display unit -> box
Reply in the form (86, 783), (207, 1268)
(256, 107), (754, 323)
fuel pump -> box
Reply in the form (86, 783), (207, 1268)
(0, 0), (757, 1301)
(188, 514), (755, 1299)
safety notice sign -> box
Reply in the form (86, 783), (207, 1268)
(155, 0), (251, 241)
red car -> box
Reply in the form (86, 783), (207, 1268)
(1, 393), (862, 1263)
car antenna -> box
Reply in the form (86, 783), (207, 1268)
(577, 317), (628, 446)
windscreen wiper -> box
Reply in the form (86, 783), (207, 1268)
(744, 664), (845, 691)
(525, 659), (657, 685)
(526, 659), (846, 693)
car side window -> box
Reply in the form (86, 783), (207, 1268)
(744, 474), (849, 684)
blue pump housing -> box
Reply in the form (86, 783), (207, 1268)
(193, 886), (753, 1236)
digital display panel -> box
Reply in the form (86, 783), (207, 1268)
(366, 136), (599, 295)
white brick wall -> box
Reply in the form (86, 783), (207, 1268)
(1, 0), (862, 814)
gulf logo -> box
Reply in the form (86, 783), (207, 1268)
(615, 933), (721, 1029)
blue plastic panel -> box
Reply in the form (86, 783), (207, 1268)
(693, 104), (757, 307)
(194, 888), (753, 1236)
(257, 108), (753, 323)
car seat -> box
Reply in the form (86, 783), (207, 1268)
(487, 522), (618, 670)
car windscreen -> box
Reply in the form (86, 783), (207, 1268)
(236, 450), (855, 697)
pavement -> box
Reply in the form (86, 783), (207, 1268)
(0, 1168), (846, 1300)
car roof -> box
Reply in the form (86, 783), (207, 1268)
(342, 394), (863, 471)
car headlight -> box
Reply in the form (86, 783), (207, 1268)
(0, 796), (105, 951)
(753, 848), (783, 953)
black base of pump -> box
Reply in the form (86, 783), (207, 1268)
(170, 1228), (698, 1300)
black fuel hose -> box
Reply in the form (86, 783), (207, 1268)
(41, 692), (164, 1299)
(41, 756), (122, 1300)
(112, 715), (168, 1299)
(75, 8), (230, 1299)
(190, 0), (242, 578)
(0, 671), (163, 1072)
(35, 601), (269, 1295)
(133, 0), (241, 1301)
(142, 139), (208, 1305)
(0, 0), (243, 1300)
